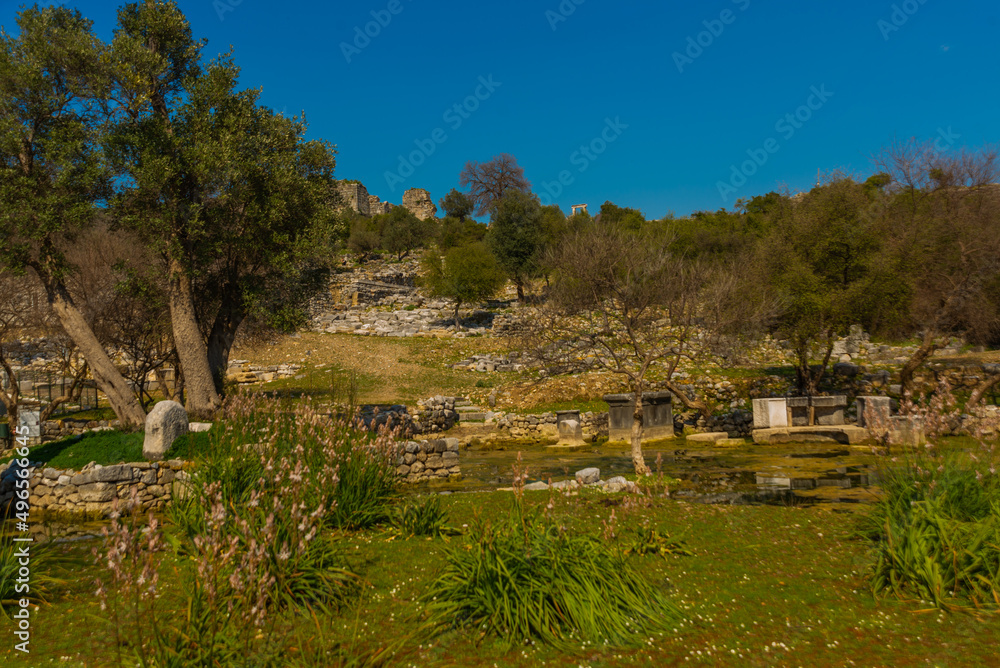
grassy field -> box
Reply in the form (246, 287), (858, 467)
(3, 488), (998, 667)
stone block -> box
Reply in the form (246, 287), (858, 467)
(889, 415), (926, 447)
(752, 398), (788, 429)
(812, 395), (847, 426)
(685, 432), (729, 443)
(856, 396), (891, 429)
(575, 467), (601, 485)
(78, 482), (116, 503)
(444, 438), (460, 452)
(143, 401), (189, 461)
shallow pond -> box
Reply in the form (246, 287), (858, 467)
(425, 439), (882, 507)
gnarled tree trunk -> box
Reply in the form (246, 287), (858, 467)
(630, 389), (649, 476)
(0, 349), (20, 446)
(206, 292), (246, 396)
(966, 370), (1000, 411)
(44, 281), (146, 429)
(899, 331), (947, 398)
(168, 259), (220, 418)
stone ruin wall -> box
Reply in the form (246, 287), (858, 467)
(401, 188), (437, 220)
(337, 180), (436, 220)
(336, 182), (370, 216)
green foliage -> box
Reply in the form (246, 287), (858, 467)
(437, 216), (488, 251)
(422, 243), (507, 325)
(388, 495), (455, 538)
(423, 504), (682, 649)
(864, 450), (1000, 610)
(439, 188), (475, 221)
(376, 207), (436, 260)
(625, 524), (693, 558)
(598, 201), (646, 231)
(1, 430), (144, 468)
(0, 533), (62, 618)
(0, 5), (107, 277)
(348, 217), (382, 260)
(486, 190), (544, 298)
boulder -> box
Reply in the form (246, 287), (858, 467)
(143, 401), (189, 461)
(575, 467), (601, 485)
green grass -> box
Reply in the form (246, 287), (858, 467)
(3, 429), (209, 469)
(3, 430), (143, 468)
(7, 489), (1000, 666)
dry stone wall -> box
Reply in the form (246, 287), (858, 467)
(395, 438), (461, 483)
(0, 459), (189, 518)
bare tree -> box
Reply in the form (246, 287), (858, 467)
(527, 224), (729, 475)
(874, 141), (1000, 396)
(459, 153), (531, 218)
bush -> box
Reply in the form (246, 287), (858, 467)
(423, 505), (681, 649)
(863, 447), (1000, 610)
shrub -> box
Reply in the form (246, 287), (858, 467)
(423, 504), (681, 649)
(863, 445), (1000, 610)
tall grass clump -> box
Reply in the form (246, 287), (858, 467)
(424, 505), (681, 649)
(170, 394), (399, 534)
(0, 532), (62, 618)
(424, 461), (681, 650)
(863, 394), (1000, 611)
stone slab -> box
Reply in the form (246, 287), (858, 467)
(751, 425), (869, 445)
(685, 432), (730, 443)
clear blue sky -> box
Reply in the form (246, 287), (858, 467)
(4, 0), (998, 218)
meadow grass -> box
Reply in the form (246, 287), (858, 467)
(7, 488), (1000, 666)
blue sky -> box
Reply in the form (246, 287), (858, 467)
(3, 0), (998, 218)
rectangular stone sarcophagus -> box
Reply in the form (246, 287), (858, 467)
(603, 392), (674, 442)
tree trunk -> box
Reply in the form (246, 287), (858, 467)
(630, 389), (649, 476)
(206, 294), (246, 396)
(966, 371), (1000, 411)
(794, 332), (835, 396)
(44, 281), (146, 428)
(900, 331), (947, 398)
(515, 280), (525, 303)
(0, 350), (20, 447)
(661, 378), (710, 415)
(39, 363), (89, 422)
(167, 259), (220, 418)
(453, 300), (462, 331)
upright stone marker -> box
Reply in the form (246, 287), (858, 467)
(143, 401), (189, 461)
(603, 392), (673, 442)
(555, 410), (583, 443)
(752, 398), (788, 429)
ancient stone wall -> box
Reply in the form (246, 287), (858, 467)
(336, 182), (371, 216)
(395, 438), (461, 483)
(368, 195), (394, 216)
(0, 459), (189, 517)
(402, 188), (437, 220)
(495, 411), (608, 440)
